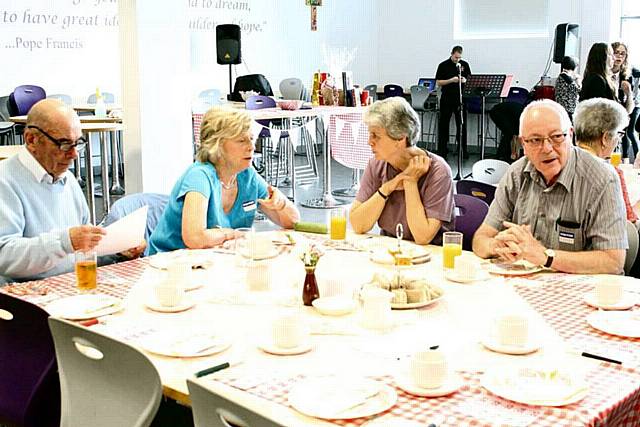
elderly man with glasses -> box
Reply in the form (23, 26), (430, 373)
(0, 99), (141, 284)
(473, 99), (628, 274)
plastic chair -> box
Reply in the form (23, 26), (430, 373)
(383, 84), (403, 99)
(0, 293), (60, 427)
(506, 86), (530, 105)
(198, 88), (222, 107)
(87, 92), (115, 104)
(48, 317), (162, 427)
(364, 84), (378, 102)
(8, 85), (46, 116)
(187, 378), (283, 427)
(100, 193), (169, 256)
(0, 95), (16, 145)
(456, 179), (497, 206)
(625, 220), (639, 275)
(279, 78), (304, 100)
(410, 85), (437, 149)
(472, 159), (510, 185)
(454, 194), (489, 251)
(48, 94), (73, 105)
(330, 113), (373, 197)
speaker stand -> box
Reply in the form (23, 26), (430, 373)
(228, 64), (233, 98)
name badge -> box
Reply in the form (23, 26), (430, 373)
(242, 200), (257, 212)
(559, 230), (575, 244)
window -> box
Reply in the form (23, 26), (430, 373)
(454, 0), (549, 39)
(621, 0), (640, 66)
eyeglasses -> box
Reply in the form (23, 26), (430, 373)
(522, 132), (567, 148)
(616, 130), (626, 139)
(27, 125), (87, 152)
(614, 51), (627, 57)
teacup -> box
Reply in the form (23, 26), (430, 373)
(246, 260), (271, 291)
(595, 277), (623, 306)
(154, 281), (185, 307)
(272, 313), (307, 349)
(453, 254), (480, 280)
(496, 314), (529, 347)
(167, 260), (192, 286)
(411, 349), (447, 389)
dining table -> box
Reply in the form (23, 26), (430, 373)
(0, 144), (22, 160)
(3, 231), (640, 426)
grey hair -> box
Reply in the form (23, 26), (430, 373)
(519, 99), (572, 135)
(574, 98), (629, 143)
(364, 97), (420, 146)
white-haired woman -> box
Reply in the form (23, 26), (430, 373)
(149, 107), (299, 254)
(349, 97), (455, 245)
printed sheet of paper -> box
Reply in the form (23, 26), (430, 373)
(95, 206), (148, 256)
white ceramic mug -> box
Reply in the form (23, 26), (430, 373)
(411, 349), (447, 389)
(496, 314), (529, 347)
(361, 288), (393, 330)
(154, 282), (185, 307)
(595, 277), (623, 306)
(167, 260), (192, 287)
(246, 261), (270, 291)
(453, 254), (480, 280)
(272, 313), (307, 349)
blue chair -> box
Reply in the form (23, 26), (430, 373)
(456, 179), (497, 206)
(364, 84), (378, 102)
(86, 92), (115, 104)
(0, 96), (16, 145)
(198, 89), (222, 107)
(454, 193), (489, 251)
(100, 193), (169, 257)
(383, 84), (403, 99)
(0, 293), (60, 427)
(8, 85), (46, 116)
(506, 86), (530, 105)
(48, 94), (73, 105)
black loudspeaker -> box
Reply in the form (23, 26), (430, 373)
(216, 24), (241, 65)
(553, 23), (580, 64)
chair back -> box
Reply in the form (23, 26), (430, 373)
(0, 293), (60, 427)
(187, 378), (283, 427)
(48, 94), (73, 105)
(245, 95), (276, 110)
(410, 85), (431, 112)
(198, 89), (222, 107)
(506, 86), (530, 105)
(364, 84), (378, 102)
(383, 84), (403, 98)
(100, 193), (169, 256)
(472, 159), (510, 185)
(456, 179), (497, 205)
(625, 220), (639, 275)
(48, 317), (162, 427)
(329, 113), (373, 170)
(87, 92), (115, 104)
(454, 194), (489, 251)
(9, 85), (46, 116)
(279, 78), (304, 100)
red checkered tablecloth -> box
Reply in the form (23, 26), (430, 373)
(329, 113), (373, 171)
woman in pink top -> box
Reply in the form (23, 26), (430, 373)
(350, 97), (455, 244)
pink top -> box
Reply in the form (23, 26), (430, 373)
(615, 167), (638, 222)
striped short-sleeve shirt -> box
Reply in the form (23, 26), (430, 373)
(484, 145), (628, 251)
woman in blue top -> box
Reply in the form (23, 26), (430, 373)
(149, 107), (300, 254)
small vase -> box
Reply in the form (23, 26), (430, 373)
(302, 266), (319, 306)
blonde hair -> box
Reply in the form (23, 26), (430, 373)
(196, 107), (252, 163)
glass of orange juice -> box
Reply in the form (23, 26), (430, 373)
(442, 231), (463, 269)
(330, 207), (347, 240)
(610, 151), (622, 168)
(75, 250), (97, 293)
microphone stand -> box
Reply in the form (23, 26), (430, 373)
(454, 65), (464, 181)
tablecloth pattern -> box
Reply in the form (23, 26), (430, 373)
(329, 112), (372, 171)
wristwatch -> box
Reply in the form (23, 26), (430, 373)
(544, 248), (555, 268)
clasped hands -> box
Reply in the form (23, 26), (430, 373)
(382, 155), (431, 194)
(493, 221), (546, 265)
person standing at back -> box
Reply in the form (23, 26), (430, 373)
(435, 46), (472, 160)
(610, 41), (637, 162)
(554, 56), (581, 122)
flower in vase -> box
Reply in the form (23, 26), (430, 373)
(300, 243), (324, 268)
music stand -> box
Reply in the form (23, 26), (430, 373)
(463, 74), (510, 161)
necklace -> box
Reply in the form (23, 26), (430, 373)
(220, 175), (237, 190)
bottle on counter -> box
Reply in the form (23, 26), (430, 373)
(94, 87), (107, 118)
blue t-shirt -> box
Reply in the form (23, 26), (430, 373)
(148, 162), (268, 254)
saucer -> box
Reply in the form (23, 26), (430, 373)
(394, 371), (462, 397)
(258, 340), (312, 355)
(583, 291), (637, 310)
(481, 335), (541, 355)
(445, 270), (490, 284)
(145, 298), (196, 313)
(312, 296), (357, 316)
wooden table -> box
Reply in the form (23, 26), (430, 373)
(0, 144), (22, 160)
(4, 232), (640, 426)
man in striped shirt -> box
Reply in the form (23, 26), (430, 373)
(473, 100), (627, 274)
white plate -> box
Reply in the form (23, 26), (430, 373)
(445, 270), (491, 284)
(481, 335), (541, 355)
(139, 332), (231, 358)
(288, 378), (397, 420)
(237, 246), (280, 261)
(46, 294), (123, 320)
(487, 260), (543, 276)
(586, 311), (640, 338)
(390, 284), (444, 310)
(368, 245), (431, 269)
(481, 367), (588, 406)
(145, 298), (196, 313)
(583, 291), (637, 310)
(258, 340), (312, 356)
(394, 371), (462, 397)
(148, 249), (216, 270)
(312, 297), (357, 316)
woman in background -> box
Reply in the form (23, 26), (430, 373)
(554, 56), (581, 122)
(580, 42), (616, 102)
(611, 41), (637, 161)
(349, 97), (455, 245)
(149, 108), (299, 254)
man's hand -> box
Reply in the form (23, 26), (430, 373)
(119, 240), (147, 260)
(496, 222), (546, 265)
(258, 185), (287, 211)
(69, 225), (106, 251)
(401, 155), (430, 182)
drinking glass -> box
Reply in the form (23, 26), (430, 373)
(75, 250), (97, 293)
(442, 231), (463, 269)
(610, 148), (622, 168)
(330, 207), (347, 240)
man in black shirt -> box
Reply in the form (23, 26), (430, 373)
(435, 45), (472, 159)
